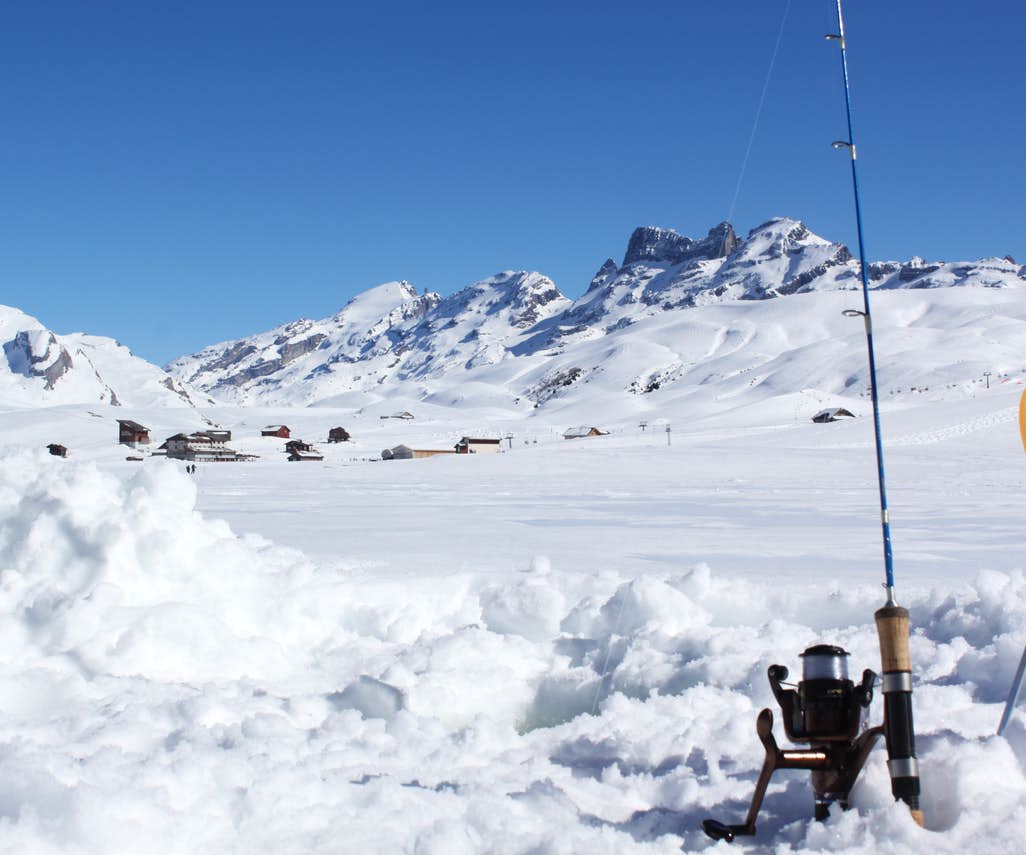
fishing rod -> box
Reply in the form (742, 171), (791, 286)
(827, 0), (923, 827)
(702, 4), (927, 841)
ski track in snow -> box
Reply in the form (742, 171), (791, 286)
(837, 405), (1019, 448)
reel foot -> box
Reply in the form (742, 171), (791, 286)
(701, 819), (751, 842)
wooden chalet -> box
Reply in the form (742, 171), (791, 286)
(261, 425), (291, 438)
(285, 439), (312, 454)
(117, 419), (151, 445)
(327, 427), (351, 443)
(563, 426), (608, 440)
(288, 448), (324, 462)
(455, 437), (501, 455)
(47, 443), (68, 457)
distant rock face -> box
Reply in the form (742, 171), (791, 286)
(623, 222), (738, 267)
(165, 218), (1026, 406)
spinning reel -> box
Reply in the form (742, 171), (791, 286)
(703, 644), (883, 842)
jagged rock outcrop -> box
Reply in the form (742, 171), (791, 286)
(623, 222), (738, 267)
(3, 330), (75, 389)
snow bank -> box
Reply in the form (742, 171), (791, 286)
(1, 450), (1025, 853)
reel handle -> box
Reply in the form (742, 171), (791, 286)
(768, 664), (790, 707)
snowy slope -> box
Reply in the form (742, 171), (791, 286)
(0, 304), (212, 409)
(165, 218), (1026, 408)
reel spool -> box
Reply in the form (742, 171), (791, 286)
(702, 644), (882, 842)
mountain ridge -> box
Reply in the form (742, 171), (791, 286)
(5, 217), (1024, 412)
(164, 217), (1025, 407)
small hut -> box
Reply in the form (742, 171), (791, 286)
(261, 425), (291, 438)
(117, 419), (151, 445)
(285, 439), (312, 454)
(47, 443), (67, 457)
(455, 437), (502, 455)
(812, 408), (855, 424)
(327, 427), (351, 443)
(288, 448), (323, 462)
(563, 426), (608, 440)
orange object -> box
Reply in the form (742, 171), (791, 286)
(1020, 388), (1026, 453)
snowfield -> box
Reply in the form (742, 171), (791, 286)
(2, 373), (1025, 853)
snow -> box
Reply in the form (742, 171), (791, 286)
(2, 360), (1026, 852)
(4, 278), (1026, 852)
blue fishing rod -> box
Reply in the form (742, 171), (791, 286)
(827, 0), (923, 826)
(701, 5), (926, 841)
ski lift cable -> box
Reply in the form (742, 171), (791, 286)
(725, 0), (792, 225)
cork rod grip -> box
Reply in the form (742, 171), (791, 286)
(875, 604), (925, 828)
(875, 605), (911, 671)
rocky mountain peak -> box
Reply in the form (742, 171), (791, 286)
(586, 259), (620, 293)
(426, 271), (569, 331)
(622, 223), (738, 267)
(332, 280), (428, 324)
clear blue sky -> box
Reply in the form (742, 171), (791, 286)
(3, 1), (1024, 366)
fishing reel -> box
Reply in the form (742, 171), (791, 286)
(702, 644), (883, 842)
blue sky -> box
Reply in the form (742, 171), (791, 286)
(3, 1), (1024, 366)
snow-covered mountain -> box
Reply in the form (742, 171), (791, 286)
(168, 271), (573, 406)
(0, 305), (212, 409)
(166, 217), (1026, 408)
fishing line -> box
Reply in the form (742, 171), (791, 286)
(726, 0), (792, 225)
(590, 581), (630, 715)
